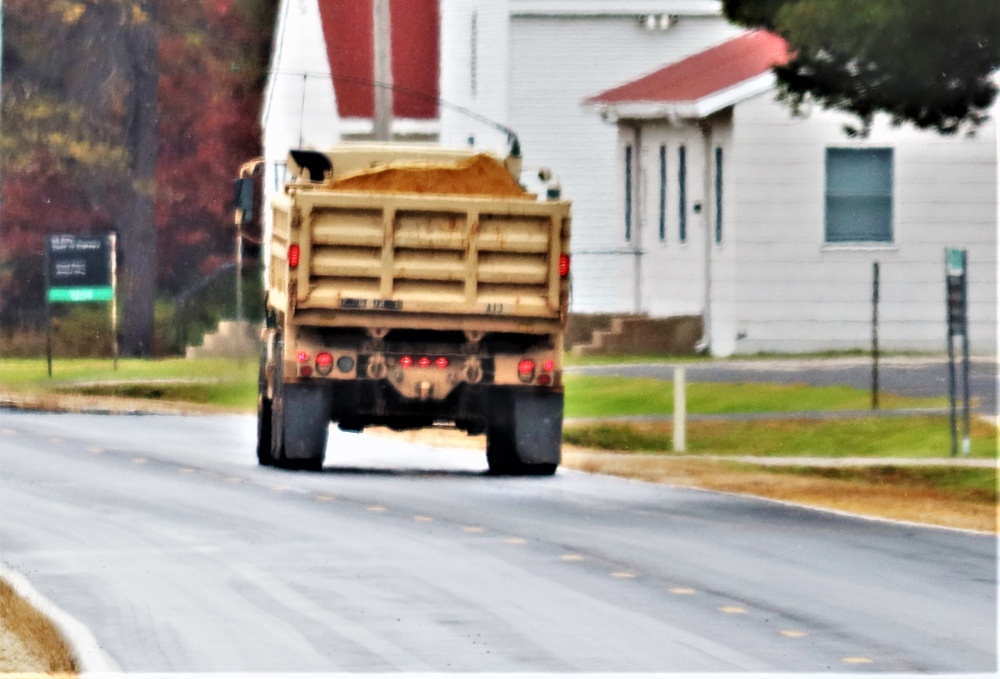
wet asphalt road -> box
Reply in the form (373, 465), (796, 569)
(1, 410), (997, 674)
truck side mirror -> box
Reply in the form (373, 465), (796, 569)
(233, 177), (254, 225)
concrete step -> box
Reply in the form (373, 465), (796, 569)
(186, 320), (261, 359)
(571, 315), (702, 356)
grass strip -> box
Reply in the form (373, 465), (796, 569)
(560, 453), (997, 533)
(563, 417), (998, 459)
(0, 579), (77, 674)
(563, 374), (946, 418)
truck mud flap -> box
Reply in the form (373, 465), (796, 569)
(510, 391), (563, 466)
(279, 383), (334, 463)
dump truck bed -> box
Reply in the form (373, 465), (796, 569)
(269, 189), (571, 333)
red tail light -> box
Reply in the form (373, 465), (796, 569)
(558, 253), (570, 277)
(517, 359), (535, 375)
(543, 360), (555, 372)
(315, 352), (333, 376)
(288, 244), (301, 268)
(399, 355), (414, 368)
(296, 351), (309, 363)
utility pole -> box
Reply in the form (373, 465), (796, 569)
(372, 0), (393, 141)
(0, 0), (4, 231)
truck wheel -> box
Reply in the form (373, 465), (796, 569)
(269, 340), (332, 471)
(485, 391), (562, 476)
(256, 346), (275, 466)
(272, 383), (332, 471)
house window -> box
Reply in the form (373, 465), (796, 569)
(624, 144), (633, 241)
(714, 147), (723, 244)
(658, 145), (667, 242)
(470, 12), (478, 97)
(678, 145), (687, 243)
(825, 148), (893, 243)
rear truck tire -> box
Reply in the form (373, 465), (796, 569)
(256, 344), (275, 466)
(486, 390), (562, 476)
(270, 339), (333, 471)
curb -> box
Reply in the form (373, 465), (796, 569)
(0, 562), (120, 674)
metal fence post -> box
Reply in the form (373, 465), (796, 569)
(673, 366), (686, 453)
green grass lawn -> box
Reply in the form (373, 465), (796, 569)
(0, 357), (258, 409)
(563, 374), (946, 417)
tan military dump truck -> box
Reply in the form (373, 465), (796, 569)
(243, 144), (571, 474)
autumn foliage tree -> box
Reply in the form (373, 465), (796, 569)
(723, 0), (1000, 135)
(1, 0), (276, 354)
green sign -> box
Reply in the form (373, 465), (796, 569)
(48, 286), (114, 303)
(946, 248), (965, 276)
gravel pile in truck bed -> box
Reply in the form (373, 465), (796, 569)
(326, 154), (531, 198)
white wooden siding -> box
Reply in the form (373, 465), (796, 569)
(723, 92), (997, 354)
(438, 2), (743, 312)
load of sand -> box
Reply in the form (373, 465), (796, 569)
(325, 154), (530, 198)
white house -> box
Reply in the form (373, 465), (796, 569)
(586, 30), (998, 355)
(260, 0), (440, 244)
(438, 0), (744, 313)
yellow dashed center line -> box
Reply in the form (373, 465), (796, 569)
(179, 467), (195, 474)
(719, 606), (746, 614)
(560, 554), (585, 562)
(843, 657), (874, 665)
(49, 437), (65, 444)
(413, 515), (433, 522)
(2, 429), (17, 435)
(225, 477), (244, 484)
(271, 485), (287, 492)
(87, 447), (103, 455)
(463, 526), (484, 533)
(505, 537), (527, 545)
(367, 505), (387, 513)
(314, 494), (335, 502)
(780, 630), (809, 638)
(132, 458), (148, 465)
(611, 571), (635, 579)
(668, 587), (697, 595)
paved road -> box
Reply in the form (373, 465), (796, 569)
(568, 356), (999, 416)
(1, 410), (996, 673)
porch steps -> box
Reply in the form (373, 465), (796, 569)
(185, 320), (261, 359)
(569, 314), (703, 356)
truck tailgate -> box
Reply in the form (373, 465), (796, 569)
(272, 191), (570, 322)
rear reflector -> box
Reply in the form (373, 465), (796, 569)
(558, 253), (570, 277)
(288, 244), (301, 268)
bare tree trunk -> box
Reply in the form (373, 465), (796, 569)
(117, 0), (159, 357)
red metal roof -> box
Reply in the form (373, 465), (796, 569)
(318, 0), (439, 120)
(588, 30), (789, 105)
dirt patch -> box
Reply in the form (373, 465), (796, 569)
(0, 580), (77, 674)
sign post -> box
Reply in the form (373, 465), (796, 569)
(945, 248), (970, 457)
(871, 261), (880, 411)
(45, 234), (117, 374)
